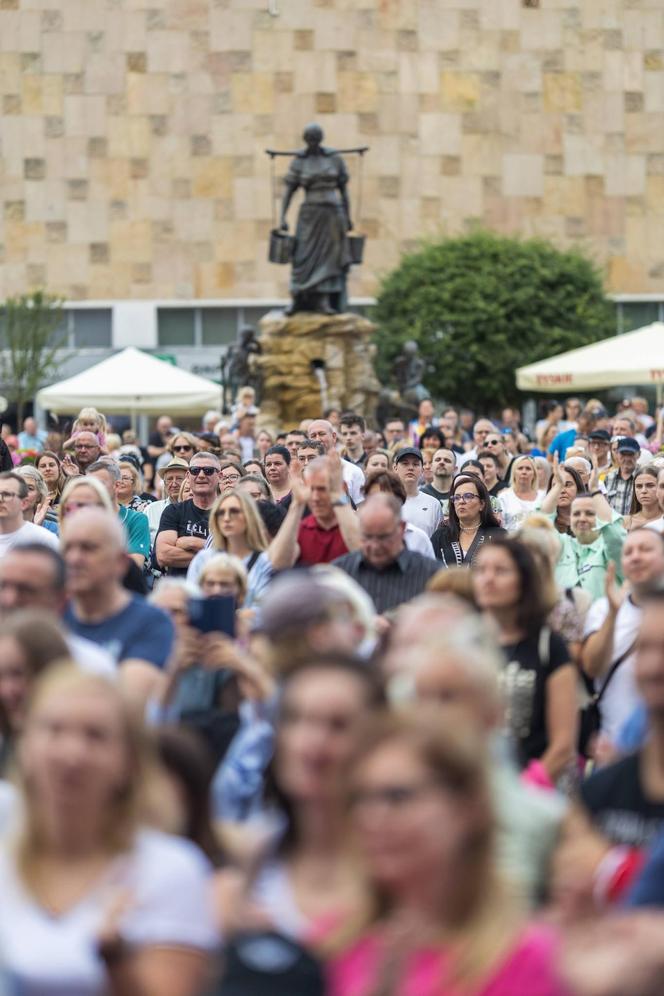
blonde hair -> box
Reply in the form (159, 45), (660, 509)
(118, 461), (142, 491)
(508, 455), (538, 489)
(198, 552), (248, 603)
(105, 433), (122, 452)
(209, 489), (268, 553)
(57, 475), (114, 531)
(168, 431), (199, 455)
(73, 407), (107, 435)
(426, 566), (477, 605)
(332, 710), (521, 988)
(15, 665), (147, 881)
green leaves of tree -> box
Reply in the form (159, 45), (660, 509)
(374, 231), (614, 411)
(0, 290), (67, 425)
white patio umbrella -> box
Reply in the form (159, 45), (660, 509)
(516, 322), (664, 402)
(37, 347), (223, 417)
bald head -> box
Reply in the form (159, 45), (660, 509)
(359, 493), (405, 569)
(62, 507), (127, 597)
(307, 420), (336, 452)
(62, 506), (125, 550)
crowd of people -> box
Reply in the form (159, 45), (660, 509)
(0, 392), (663, 994)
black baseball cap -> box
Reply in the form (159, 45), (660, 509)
(393, 447), (423, 464)
(616, 437), (640, 454)
(588, 429), (611, 443)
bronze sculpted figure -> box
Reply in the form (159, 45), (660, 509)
(393, 340), (430, 406)
(278, 124), (354, 316)
(222, 325), (262, 410)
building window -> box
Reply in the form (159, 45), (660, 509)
(71, 309), (112, 348)
(201, 308), (237, 346)
(616, 301), (662, 334)
(157, 308), (196, 346)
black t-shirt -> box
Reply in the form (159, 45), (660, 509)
(420, 483), (449, 505)
(579, 752), (664, 847)
(156, 499), (211, 577)
(489, 480), (509, 496)
(500, 629), (571, 768)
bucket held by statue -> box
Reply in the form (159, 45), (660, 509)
(268, 229), (295, 264)
(347, 234), (365, 265)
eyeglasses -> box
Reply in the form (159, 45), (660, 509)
(188, 466), (217, 477)
(449, 493), (479, 504)
(485, 439), (501, 446)
(221, 473), (241, 483)
(173, 445), (193, 453)
(217, 507), (242, 518)
(0, 491), (20, 502)
(74, 443), (95, 450)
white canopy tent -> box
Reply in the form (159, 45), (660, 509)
(516, 322), (664, 402)
(37, 347), (223, 417)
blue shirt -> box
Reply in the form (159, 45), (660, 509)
(548, 428), (577, 462)
(64, 594), (174, 668)
(17, 430), (47, 452)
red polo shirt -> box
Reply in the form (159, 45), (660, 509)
(297, 514), (349, 566)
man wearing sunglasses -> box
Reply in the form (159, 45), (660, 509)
(155, 453), (221, 576)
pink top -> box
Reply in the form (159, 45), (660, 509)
(327, 923), (571, 996)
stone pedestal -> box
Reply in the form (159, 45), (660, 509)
(257, 311), (380, 430)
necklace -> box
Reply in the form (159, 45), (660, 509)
(459, 521), (480, 533)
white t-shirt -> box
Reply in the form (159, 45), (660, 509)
(0, 828), (220, 996)
(402, 492), (442, 538)
(646, 517), (664, 534)
(66, 634), (116, 678)
(342, 459), (365, 506)
(583, 596), (642, 743)
(499, 488), (544, 533)
(0, 521), (59, 557)
(144, 497), (170, 547)
(404, 522), (436, 559)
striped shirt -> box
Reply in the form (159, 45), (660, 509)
(332, 548), (440, 614)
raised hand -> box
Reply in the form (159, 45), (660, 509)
(326, 449), (344, 500)
(33, 494), (53, 526)
(605, 560), (624, 616)
(553, 451), (566, 487)
(61, 453), (79, 477)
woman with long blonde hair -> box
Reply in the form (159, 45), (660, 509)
(0, 665), (218, 994)
(186, 488), (273, 605)
(328, 711), (567, 995)
(499, 455), (544, 531)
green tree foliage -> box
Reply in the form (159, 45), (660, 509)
(0, 291), (67, 426)
(374, 231), (614, 412)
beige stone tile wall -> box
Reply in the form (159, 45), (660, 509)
(0, 0), (662, 301)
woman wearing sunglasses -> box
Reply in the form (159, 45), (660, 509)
(431, 475), (503, 567)
(167, 432), (199, 464)
(186, 489), (274, 606)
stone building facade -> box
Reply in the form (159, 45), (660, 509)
(0, 0), (662, 334)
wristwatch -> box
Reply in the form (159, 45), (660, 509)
(332, 495), (350, 507)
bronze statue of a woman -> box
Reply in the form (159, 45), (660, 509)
(279, 123), (353, 316)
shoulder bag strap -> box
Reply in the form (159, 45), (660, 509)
(594, 640), (637, 707)
(246, 550), (260, 572)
